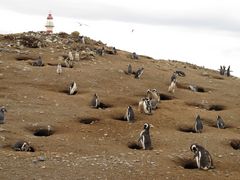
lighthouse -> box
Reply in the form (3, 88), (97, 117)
(45, 12), (54, 34)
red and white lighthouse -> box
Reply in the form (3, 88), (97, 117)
(45, 12), (54, 34)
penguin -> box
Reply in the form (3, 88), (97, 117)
(216, 115), (225, 129)
(0, 106), (7, 124)
(56, 63), (62, 74)
(69, 81), (77, 95)
(175, 70), (185, 77)
(194, 115), (203, 133)
(190, 144), (214, 170)
(135, 67), (144, 79)
(189, 85), (197, 92)
(131, 52), (138, 59)
(147, 89), (160, 102)
(168, 79), (176, 93)
(138, 123), (153, 150)
(138, 98), (152, 115)
(226, 65), (231, 77)
(12, 141), (35, 152)
(124, 106), (135, 123)
(171, 72), (177, 82)
(91, 93), (100, 108)
(127, 64), (132, 74)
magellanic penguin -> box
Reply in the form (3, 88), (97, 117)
(69, 81), (77, 95)
(56, 63), (62, 74)
(147, 89), (160, 102)
(135, 67), (144, 79)
(216, 115), (225, 129)
(138, 98), (152, 115)
(138, 123), (153, 150)
(12, 141), (35, 152)
(124, 106), (135, 123)
(68, 51), (74, 61)
(171, 72), (177, 82)
(190, 144), (214, 170)
(0, 106), (7, 124)
(91, 93), (100, 108)
(168, 79), (176, 93)
(127, 64), (132, 74)
(194, 115), (203, 133)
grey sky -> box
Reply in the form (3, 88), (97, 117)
(1, 0), (240, 33)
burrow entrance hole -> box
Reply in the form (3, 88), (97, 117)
(160, 93), (175, 100)
(79, 118), (100, 124)
(32, 127), (54, 137)
(112, 115), (127, 121)
(178, 126), (196, 133)
(230, 139), (240, 150)
(185, 102), (225, 111)
(127, 142), (142, 150)
(179, 159), (198, 169)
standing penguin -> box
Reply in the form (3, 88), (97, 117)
(138, 123), (153, 150)
(127, 64), (132, 74)
(135, 67), (144, 79)
(69, 81), (77, 95)
(194, 115), (203, 133)
(0, 106), (7, 124)
(124, 106), (135, 123)
(91, 93), (100, 108)
(216, 115), (225, 129)
(190, 144), (214, 170)
(56, 63), (62, 74)
(168, 79), (176, 93)
(138, 98), (152, 115)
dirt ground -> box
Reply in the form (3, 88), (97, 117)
(0, 32), (240, 180)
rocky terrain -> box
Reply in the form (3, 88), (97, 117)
(0, 31), (240, 180)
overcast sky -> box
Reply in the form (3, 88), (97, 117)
(0, 0), (240, 76)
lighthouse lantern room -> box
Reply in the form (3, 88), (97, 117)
(45, 13), (54, 34)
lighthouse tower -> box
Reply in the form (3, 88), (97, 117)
(45, 13), (54, 34)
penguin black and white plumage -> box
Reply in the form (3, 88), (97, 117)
(0, 106), (7, 124)
(124, 106), (135, 123)
(135, 67), (144, 79)
(175, 70), (185, 77)
(171, 72), (177, 82)
(131, 52), (139, 59)
(12, 141), (35, 152)
(138, 97), (152, 115)
(69, 81), (77, 95)
(138, 123), (152, 150)
(194, 115), (203, 133)
(168, 79), (176, 93)
(216, 115), (225, 129)
(190, 144), (214, 170)
(127, 64), (133, 74)
(57, 63), (62, 74)
(147, 89), (160, 102)
(91, 93), (100, 108)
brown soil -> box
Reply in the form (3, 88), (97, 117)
(0, 32), (240, 179)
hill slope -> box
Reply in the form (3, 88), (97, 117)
(0, 32), (240, 179)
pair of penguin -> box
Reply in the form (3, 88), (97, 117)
(138, 97), (152, 115)
(0, 106), (7, 124)
(194, 115), (225, 133)
(190, 144), (214, 170)
(126, 64), (144, 79)
(147, 89), (160, 110)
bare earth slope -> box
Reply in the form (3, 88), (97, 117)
(0, 32), (240, 179)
